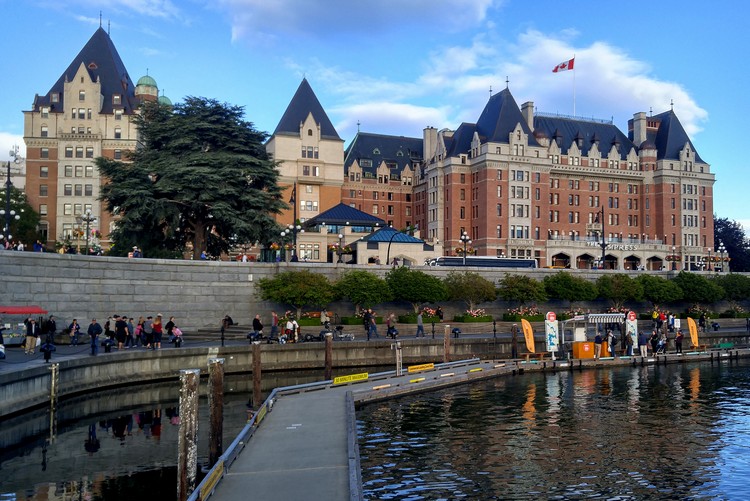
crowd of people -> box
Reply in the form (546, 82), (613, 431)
(10, 313), (184, 360)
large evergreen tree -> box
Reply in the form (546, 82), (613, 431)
(714, 216), (750, 272)
(97, 97), (285, 258)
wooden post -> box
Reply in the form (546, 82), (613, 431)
(177, 369), (200, 501)
(49, 363), (59, 441)
(443, 324), (451, 363)
(252, 342), (262, 409)
(208, 358), (225, 468)
(324, 333), (333, 380)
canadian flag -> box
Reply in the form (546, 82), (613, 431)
(552, 57), (575, 73)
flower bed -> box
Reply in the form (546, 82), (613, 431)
(502, 314), (545, 322)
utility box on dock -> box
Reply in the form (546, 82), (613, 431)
(572, 341), (594, 359)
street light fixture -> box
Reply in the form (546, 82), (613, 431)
(718, 241), (727, 272)
(337, 233), (344, 263)
(1, 161), (21, 245)
(671, 246), (676, 271)
(459, 231), (471, 266)
(80, 209), (97, 255)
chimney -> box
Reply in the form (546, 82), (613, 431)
(632, 112), (647, 146)
(423, 126), (437, 163)
(521, 101), (534, 130)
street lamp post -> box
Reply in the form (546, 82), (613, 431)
(81, 209), (97, 255)
(595, 206), (606, 269)
(707, 247), (712, 272)
(671, 246), (676, 271)
(337, 233), (344, 263)
(0, 161), (21, 246)
(459, 231), (471, 266)
(718, 241), (726, 272)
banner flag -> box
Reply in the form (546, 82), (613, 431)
(521, 319), (535, 354)
(687, 317), (699, 348)
(545, 312), (558, 352)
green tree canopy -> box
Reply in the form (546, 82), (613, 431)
(672, 271), (724, 304)
(596, 273), (643, 309)
(711, 273), (750, 301)
(385, 267), (448, 313)
(0, 185), (41, 248)
(543, 271), (597, 302)
(496, 274), (547, 304)
(256, 270), (335, 318)
(714, 216), (750, 272)
(443, 271), (496, 311)
(334, 270), (392, 313)
(97, 97), (285, 259)
(635, 274), (682, 307)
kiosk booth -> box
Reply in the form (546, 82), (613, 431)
(560, 313), (626, 359)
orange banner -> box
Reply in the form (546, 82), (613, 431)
(687, 317), (699, 348)
(521, 319), (535, 353)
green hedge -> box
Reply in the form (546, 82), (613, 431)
(398, 314), (440, 324)
(719, 311), (750, 318)
(502, 314), (545, 322)
(452, 315), (493, 322)
(297, 318), (323, 327)
(340, 316), (383, 325)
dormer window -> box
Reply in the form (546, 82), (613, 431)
(51, 93), (59, 103)
(115, 109), (123, 121)
(307, 129), (313, 136)
(113, 94), (122, 105)
(79, 90), (85, 101)
(373, 148), (380, 155)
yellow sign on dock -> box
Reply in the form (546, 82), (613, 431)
(333, 372), (369, 385)
(407, 363), (435, 373)
(200, 460), (224, 499)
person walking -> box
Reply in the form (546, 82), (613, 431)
(252, 314), (263, 341)
(675, 329), (684, 354)
(152, 315), (164, 349)
(436, 306), (444, 323)
(88, 318), (102, 356)
(114, 315), (128, 350)
(607, 330), (618, 358)
(649, 330), (659, 355)
(165, 316), (176, 343)
(143, 316), (154, 348)
(46, 315), (57, 343)
(69, 319), (81, 346)
(270, 311), (280, 339)
(594, 330), (603, 360)
(511, 323), (519, 359)
(363, 309), (372, 341)
(125, 316), (135, 347)
(25, 318), (40, 355)
(416, 311), (425, 338)
(638, 331), (649, 357)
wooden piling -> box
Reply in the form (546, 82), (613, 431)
(177, 369), (200, 501)
(252, 342), (262, 409)
(324, 333), (333, 380)
(208, 358), (225, 468)
(443, 324), (451, 363)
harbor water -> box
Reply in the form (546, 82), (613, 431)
(358, 358), (750, 500)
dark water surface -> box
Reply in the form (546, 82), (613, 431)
(0, 370), (334, 500)
(358, 359), (750, 500)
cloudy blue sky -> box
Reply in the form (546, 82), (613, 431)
(1, 0), (747, 233)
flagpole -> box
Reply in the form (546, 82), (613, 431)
(573, 54), (576, 116)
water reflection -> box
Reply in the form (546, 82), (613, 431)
(359, 359), (750, 500)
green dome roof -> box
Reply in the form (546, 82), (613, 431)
(158, 95), (172, 106)
(137, 75), (158, 87)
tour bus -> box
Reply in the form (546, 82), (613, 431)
(426, 256), (538, 268)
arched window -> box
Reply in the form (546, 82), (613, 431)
(308, 129), (313, 136)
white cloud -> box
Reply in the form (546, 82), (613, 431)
(332, 102), (451, 140)
(63, 0), (186, 22)
(0, 133), (25, 163)
(302, 29), (708, 142)
(219, 0), (499, 43)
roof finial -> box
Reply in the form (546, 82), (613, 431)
(649, 106), (653, 116)
(505, 76), (509, 89)
(108, 19), (111, 35)
(99, 11), (102, 27)
(489, 85), (492, 98)
(357, 120), (361, 133)
(670, 99), (674, 111)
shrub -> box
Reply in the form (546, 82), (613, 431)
(453, 314), (493, 322)
(398, 314), (439, 324)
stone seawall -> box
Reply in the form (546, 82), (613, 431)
(1, 252), (746, 333)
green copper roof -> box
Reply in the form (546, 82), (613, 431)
(158, 95), (172, 106)
(137, 75), (157, 87)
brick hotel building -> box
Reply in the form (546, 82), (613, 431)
(22, 28), (715, 269)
